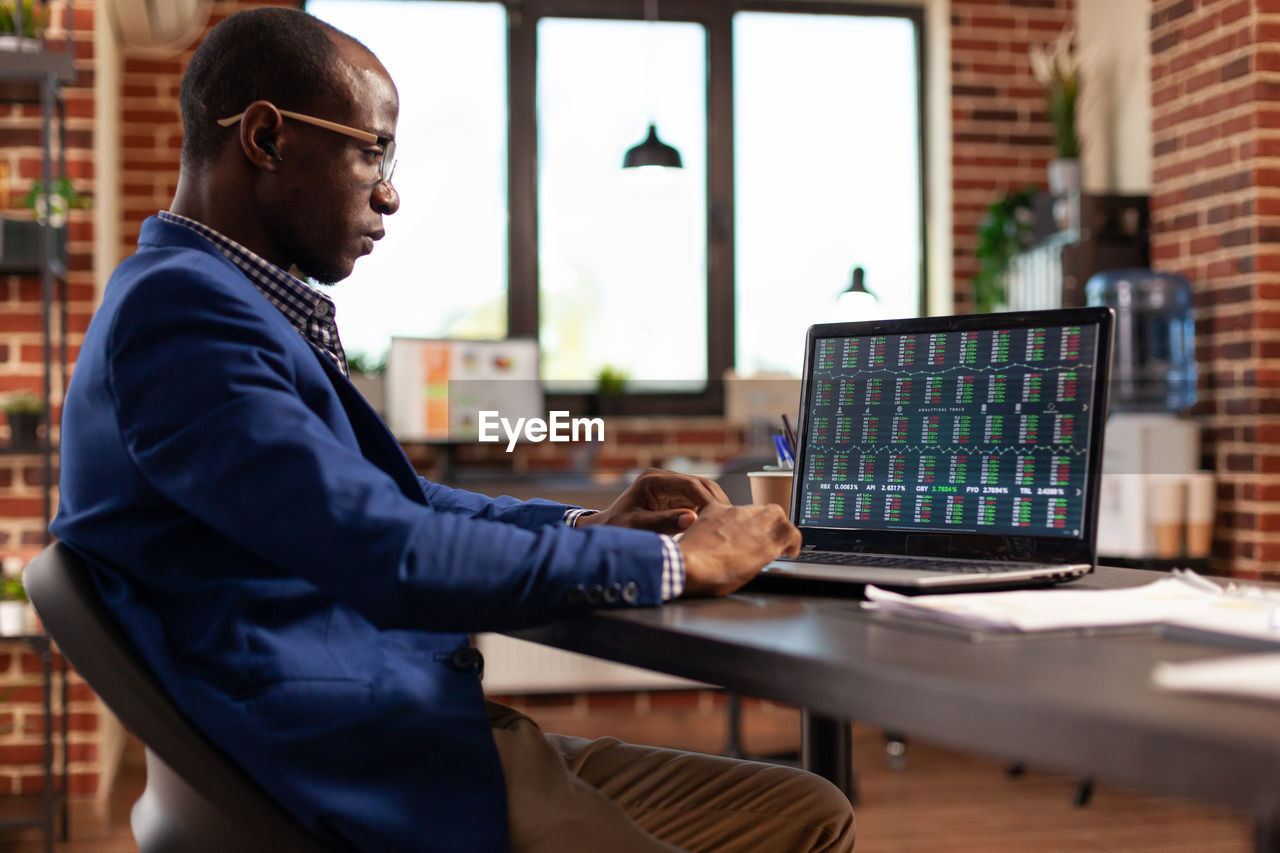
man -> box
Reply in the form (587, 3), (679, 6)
(52, 8), (854, 852)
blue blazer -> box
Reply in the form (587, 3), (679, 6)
(52, 217), (667, 852)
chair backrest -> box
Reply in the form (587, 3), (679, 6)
(24, 542), (334, 853)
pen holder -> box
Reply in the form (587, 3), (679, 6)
(748, 470), (794, 514)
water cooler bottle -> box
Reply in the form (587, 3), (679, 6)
(1085, 270), (1211, 562)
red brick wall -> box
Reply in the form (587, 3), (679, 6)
(0, 645), (97, 797)
(119, 0), (298, 257)
(0, 0), (94, 553)
(0, 0), (100, 799)
(950, 0), (1076, 311)
(1149, 0), (1280, 577)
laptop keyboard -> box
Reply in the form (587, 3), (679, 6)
(784, 552), (1043, 574)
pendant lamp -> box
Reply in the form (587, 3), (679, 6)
(841, 267), (876, 300)
(836, 266), (879, 318)
(623, 124), (683, 169)
(622, 0), (682, 170)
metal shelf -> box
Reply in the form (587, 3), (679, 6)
(0, 43), (68, 544)
(0, 258), (66, 278)
(1, 14), (78, 850)
(0, 792), (65, 826)
(0, 444), (57, 457)
(0, 50), (75, 102)
(0, 635), (70, 851)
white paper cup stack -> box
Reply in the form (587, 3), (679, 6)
(1147, 474), (1186, 559)
(1184, 472), (1216, 558)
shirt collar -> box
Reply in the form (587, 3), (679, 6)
(156, 211), (348, 375)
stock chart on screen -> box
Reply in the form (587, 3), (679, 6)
(798, 324), (1098, 538)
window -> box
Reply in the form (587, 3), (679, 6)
(734, 11), (922, 376)
(307, 0), (925, 409)
(307, 0), (508, 359)
(537, 17), (707, 391)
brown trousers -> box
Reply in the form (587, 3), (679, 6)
(488, 702), (856, 853)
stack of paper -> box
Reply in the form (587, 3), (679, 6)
(864, 571), (1280, 643)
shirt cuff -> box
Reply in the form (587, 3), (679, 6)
(658, 534), (686, 601)
(563, 508), (597, 527)
(565, 509), (685, 601)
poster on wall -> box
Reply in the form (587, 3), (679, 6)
(385, 337), (544, 443)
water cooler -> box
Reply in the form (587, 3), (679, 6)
(1086, 270), (1212, 563)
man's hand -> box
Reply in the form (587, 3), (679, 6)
(677, 502), (802, 597)
(575, 468), (731, 535)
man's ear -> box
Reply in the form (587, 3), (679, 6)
(237, 100), (286, 171)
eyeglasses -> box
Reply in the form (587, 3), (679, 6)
(217, 106), (397, 184)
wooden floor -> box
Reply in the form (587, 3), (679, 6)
(0, 703), (1254, 852)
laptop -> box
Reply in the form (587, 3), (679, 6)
(761, 307), (1114, 592)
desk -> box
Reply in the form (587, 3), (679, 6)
(509, 566), (1280, 851)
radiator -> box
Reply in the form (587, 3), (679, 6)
(1005, 232), (1073, 311)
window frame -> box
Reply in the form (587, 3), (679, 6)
(515, 0), (926, 416)
(314, 0), (928, 416)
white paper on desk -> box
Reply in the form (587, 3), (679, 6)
(863, 577), (1219, 632)
(1166, 591), (1280, 642)
(1153, 653), (1280, 702)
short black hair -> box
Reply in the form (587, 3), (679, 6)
(179, 8), (351, 168)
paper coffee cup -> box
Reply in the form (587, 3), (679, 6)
(748, 470), (794, 514)
(1184, 472), (1215, 558)
(1147, 474), (1185, 558)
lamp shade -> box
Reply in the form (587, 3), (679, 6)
(835, 266), (879, 321)
(842, 266), (875, 299)
(623, 123), (683, 169)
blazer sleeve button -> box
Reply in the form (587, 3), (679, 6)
(622, 581), (639, 603)
(603, 584), (622, 604)
(435, 646), (485, 677)
(567, 585), (586, 604)
(585, 585), (604, 605)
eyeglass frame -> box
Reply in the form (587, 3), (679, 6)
(217, 105), (397, 184)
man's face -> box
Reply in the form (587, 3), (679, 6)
(265, 39), (400, 284)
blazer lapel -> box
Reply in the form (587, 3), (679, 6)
(312, 351), (428, 505)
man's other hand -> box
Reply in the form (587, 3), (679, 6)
(678, 502), (802, 597)
(575, 468), (730, 534)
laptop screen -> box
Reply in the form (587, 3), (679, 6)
(793, 308), (1113, 562)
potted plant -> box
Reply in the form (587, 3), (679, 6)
(23, 176), (89, 227)
(973, 187), (1037, 314)
(3, 391), (44, 449)
(0, 0), (47, 49)
(0, 576), (29, 636)
(1, 176), (88, 268)
(1030, 29), (1081, 207)
(592, 365), (628, 417)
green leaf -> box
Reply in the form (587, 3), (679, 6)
(972, 188), (1037, 313)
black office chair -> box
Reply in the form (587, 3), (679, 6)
(23, 542), (335, 853)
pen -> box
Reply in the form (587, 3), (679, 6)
(781, 414), (798, 457)
(772, 433), (795, 469)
